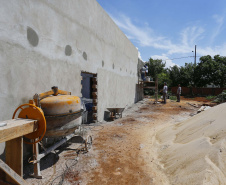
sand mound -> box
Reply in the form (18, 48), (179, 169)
(155, 102), (226, 184)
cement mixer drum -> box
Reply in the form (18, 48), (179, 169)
(40, 95), (83, 138)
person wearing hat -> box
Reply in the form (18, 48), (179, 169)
(163, 82), (168, 104)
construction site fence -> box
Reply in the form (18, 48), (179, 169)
(171, 87), (226, 96)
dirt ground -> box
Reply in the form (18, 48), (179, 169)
(25, 97), (213, 185)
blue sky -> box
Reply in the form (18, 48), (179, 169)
(96, 0), (226, 67)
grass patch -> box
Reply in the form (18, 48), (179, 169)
(169, 96), (177, 101)
(206, 96), (216, 100)
(150, 95), (162, 99)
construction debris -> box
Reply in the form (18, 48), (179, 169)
(197, 106), (211, 113)
(187, 102), (199, 108)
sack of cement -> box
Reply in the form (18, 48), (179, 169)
(145, 77), (150, 82)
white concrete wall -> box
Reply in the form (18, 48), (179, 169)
(0, 0), (138, 153)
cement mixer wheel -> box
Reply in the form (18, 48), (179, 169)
(12, 103), (46, 144)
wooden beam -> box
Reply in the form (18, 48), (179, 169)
(143, 87), (155, 89)
(0, 159), (28, 185)
(0, 119), (37, 143)
(0, 119), (37, 184)
(5, 137), (23, 178)
(143, 81), (155, 83)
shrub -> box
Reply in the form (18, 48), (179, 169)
(213, 90), (226, 103)
(206, 96), (216, 100)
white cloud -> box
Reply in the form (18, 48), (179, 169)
(151, 55), (178, 68)
(110, 13), (226, 62)
(111, 13), (202, 54)
(197, 44), (226, 56)
(211, 14), (224, 44)
(111, 13), (166, 47)
(180, 26), (205, 47)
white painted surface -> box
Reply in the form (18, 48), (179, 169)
(0, 0), (138, 152)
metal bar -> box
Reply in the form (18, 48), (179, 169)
(37, 134), (75, 161)
(30, 142), (42, 179)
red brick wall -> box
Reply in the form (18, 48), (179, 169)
(171, 87), (226, 96)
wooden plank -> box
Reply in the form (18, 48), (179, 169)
(92, 106), (97, 111)
(0, 159), (27, 185)
(5, 137), (24, 184)
(143, 81), (155, 83)
(0, 119), (37, 143)
(143, 87), (155, 89)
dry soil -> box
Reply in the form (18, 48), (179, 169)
(25, 97), (213, 185)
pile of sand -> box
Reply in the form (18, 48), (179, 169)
(155, 102), (226, 184)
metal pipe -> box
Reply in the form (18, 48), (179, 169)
(37, 134), (74, 161)
(195, 45), (196, 66)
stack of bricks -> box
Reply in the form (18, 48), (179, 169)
(92, 74), (97, 122)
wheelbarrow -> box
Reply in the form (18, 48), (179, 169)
(107, 108), (125, 121)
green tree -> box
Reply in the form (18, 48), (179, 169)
(169, 65), (180, 87)
(146, 58), (165, 79)
(169, 63), (195, 87)
(213, 55), (226, 87)
(158, 70), (171, 88)
(146, 58), (166, 88)
(194, 55), (214, 87)
(180, 63), (195, 87)
(194, 55), (226, 87)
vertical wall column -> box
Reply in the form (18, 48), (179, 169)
(92, 74), (97, 122)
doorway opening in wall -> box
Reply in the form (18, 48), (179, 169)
(81, 72), (97, 124)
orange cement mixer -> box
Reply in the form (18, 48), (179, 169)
(13, 86), (83, 144)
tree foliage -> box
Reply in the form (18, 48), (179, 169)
(158, 71), (171, 88)
(194, 55), (226, 87)
(180, 63), (195, 87)
(145, 55), (225, 88)
(168, 63), (195, 87)
(169, 65), (180, 87)
(146, 58), (166, 88)
(212, 55), (226, 88)
(146, 58), (165, 78)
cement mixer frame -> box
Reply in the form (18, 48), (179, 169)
(0, 87), (92, 183)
